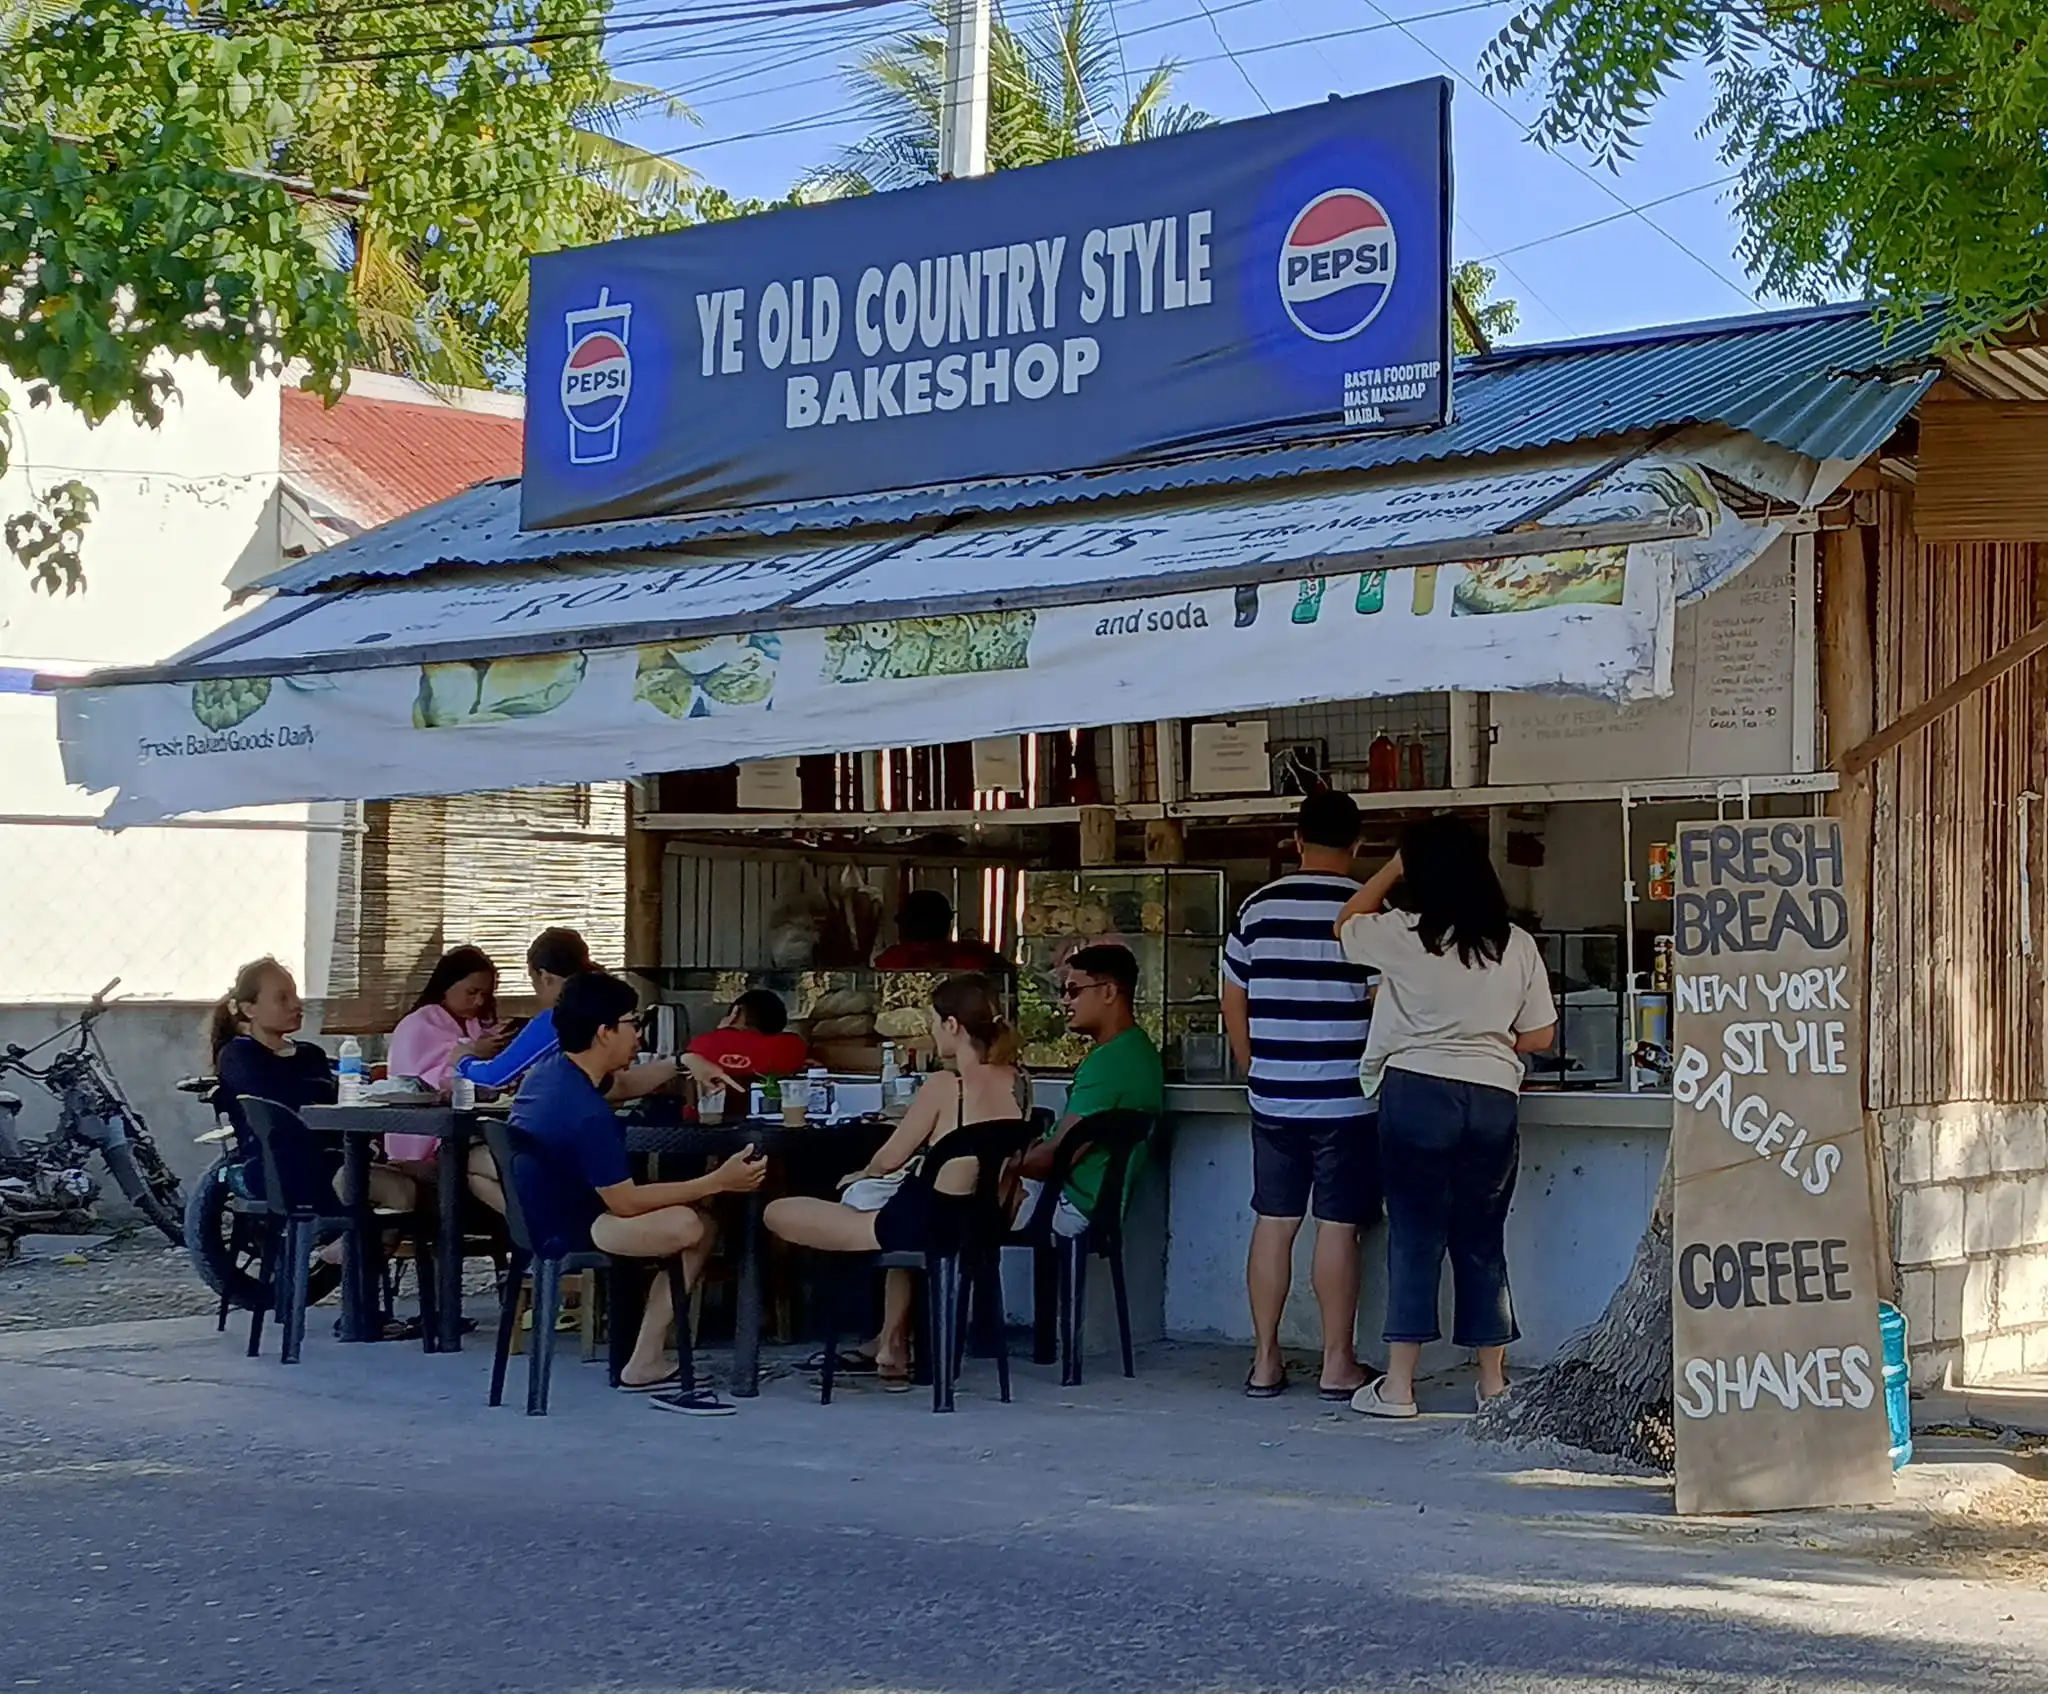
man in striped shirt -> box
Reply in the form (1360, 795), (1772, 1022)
(1223, 789), (1379, 1400)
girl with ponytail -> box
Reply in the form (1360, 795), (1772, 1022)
(764, 972), (1027, 1390)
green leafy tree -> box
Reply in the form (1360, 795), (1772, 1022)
(1481, 0), (2048, 340)
(805, 0), (1210, 196)
(0, 0), (705, 587)
(1453, 259), (1519, 353)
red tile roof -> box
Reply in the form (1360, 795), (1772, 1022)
(281, 385), (522, 530)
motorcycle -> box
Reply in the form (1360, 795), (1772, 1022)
(0, 980), (184, 1256)
(178, 1076), (343, 1314)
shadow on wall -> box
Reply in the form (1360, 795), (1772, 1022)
(0, 1000), (333, 1189)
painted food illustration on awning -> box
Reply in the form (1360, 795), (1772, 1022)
(820, 612), (1035, 684)
(634, 634), (781, 719)
(1452, 546), (1628, 615)
(192, 676), (273, 730)
(413, 653), (589, 728)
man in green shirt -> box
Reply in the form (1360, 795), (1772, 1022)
(1019, 943), (1165, 1234)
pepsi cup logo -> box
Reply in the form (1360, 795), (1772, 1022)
(561, 330), (632, 431)
(1278, 189), (1398, 342)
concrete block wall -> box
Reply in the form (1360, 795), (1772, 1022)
(1887, 1101), (2048, 1387)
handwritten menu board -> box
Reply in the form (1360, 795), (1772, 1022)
(1489, 540), (1796, 784)
(1670, 820), (1893, 1515)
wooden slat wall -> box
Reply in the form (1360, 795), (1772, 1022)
(1868, 486), (2048, 1106)
(663, 852), (996, 970)
(1916, 399), (2048, 541)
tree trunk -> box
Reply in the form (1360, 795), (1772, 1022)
(1473, 1153), (1676, 1470)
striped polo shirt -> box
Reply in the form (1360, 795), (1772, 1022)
(1223, 872), (1375, 1121)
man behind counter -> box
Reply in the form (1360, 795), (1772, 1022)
(872, 890), (1009, 974)
(687, 990), (810, 1098)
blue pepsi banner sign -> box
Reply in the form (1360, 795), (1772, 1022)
(524, 80), (1451, 528)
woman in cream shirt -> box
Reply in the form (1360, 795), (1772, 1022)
(1335, 816), (1556, 1418)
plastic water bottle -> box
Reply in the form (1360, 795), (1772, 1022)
(451, 1071), (476, 1111)
(805, 1066), (831, 1121)
(748, 1082), (766, 1121)
(337, 1036), (366, 1104)
(879, 1040), (899, 1093)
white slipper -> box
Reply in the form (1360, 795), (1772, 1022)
(1351, 1378), (1418, 1419)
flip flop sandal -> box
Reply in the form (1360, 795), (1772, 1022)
(877, 1368), (914, 1394)
(1244, 1371), (1288, 1399)
(649, 1388), (737, 1417)
(1319, 1366), (1381, 1402)
(619, 1371), (684, 1394)
(1350, 1378), (1418, 1419)
(802, 1349), (877, 1375)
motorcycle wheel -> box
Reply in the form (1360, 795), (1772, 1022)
(105, 1142), (185, 1246)
(183, 1159), (344, 1312)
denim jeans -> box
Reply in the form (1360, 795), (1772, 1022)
(1378, 1067), (1521, 1349)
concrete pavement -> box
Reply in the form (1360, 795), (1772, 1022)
(1, 1315), (2044, 1692)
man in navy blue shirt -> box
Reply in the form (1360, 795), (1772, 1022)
(512, 972), (765, 1415)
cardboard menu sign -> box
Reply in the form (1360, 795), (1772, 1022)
(1670, 819), (1893, 1515)
(736, 756), (804, 810)
(1188, 719), (1271, 795)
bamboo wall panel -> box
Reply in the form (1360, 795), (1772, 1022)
(1917, 399), (2048, 541)
(1868, 486), (2048, 1106)
(325, 786), (627, 1029)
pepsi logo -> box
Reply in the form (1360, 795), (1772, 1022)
(1278, 189), (1398, 342)
(561, 329), (632, 429)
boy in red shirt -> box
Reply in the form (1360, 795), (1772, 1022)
(687, 990), (809, 1101)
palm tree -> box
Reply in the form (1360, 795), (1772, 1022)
(806, 0), (1209, 197)
(307, 78), (703, 390)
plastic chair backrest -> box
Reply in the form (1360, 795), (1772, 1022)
(921, 1117), (1036, 1253)
(480, 1118), (544, 1258)
(1017, 1109), (1155, 1247)
(239, 1096), (338, 1216)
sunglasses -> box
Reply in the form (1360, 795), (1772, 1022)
(1060, 978), (1108, 1001)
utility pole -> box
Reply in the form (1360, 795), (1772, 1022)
(937, 0), (991, 181)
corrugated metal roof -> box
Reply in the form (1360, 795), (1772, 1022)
(254, 299), (1941, 596)
(280, 387), (523, 529)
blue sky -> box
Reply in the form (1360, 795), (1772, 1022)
(604, 0), (1795, 346)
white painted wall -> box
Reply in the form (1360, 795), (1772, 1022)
(0, 362), (340, 1004)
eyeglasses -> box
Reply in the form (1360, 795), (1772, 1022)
(1060, 978), (1108, 1001)
(616, 1013), (643, 1031)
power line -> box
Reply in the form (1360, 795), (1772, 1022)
(1346, 0), (1761, 307)
(315, 0), (906, 65)
(1475, 173), (1738, 263)
(1188, 0), (1270, 113)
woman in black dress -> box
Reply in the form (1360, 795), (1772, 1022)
(763, 974), (1026, 1390)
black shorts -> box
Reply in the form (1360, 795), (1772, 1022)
(1250, 1113), (1381, 1227)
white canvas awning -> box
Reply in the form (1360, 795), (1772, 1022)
(53, 452), (1779, 825)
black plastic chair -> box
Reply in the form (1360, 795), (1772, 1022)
(240, 1097), (435, 1364)
(1011, 1109), (1156, 1386)
(483, 1118), (697, 1416)
(813, 1117), (1035, 1413)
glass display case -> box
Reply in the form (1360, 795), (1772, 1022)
(1528, 929), (1625, 1088)
(1015, 868), (1226, 1077)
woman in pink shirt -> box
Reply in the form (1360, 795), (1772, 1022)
(384, 946), (509, 1168)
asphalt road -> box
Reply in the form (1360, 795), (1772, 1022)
(2, 1316), (2042, 1694)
